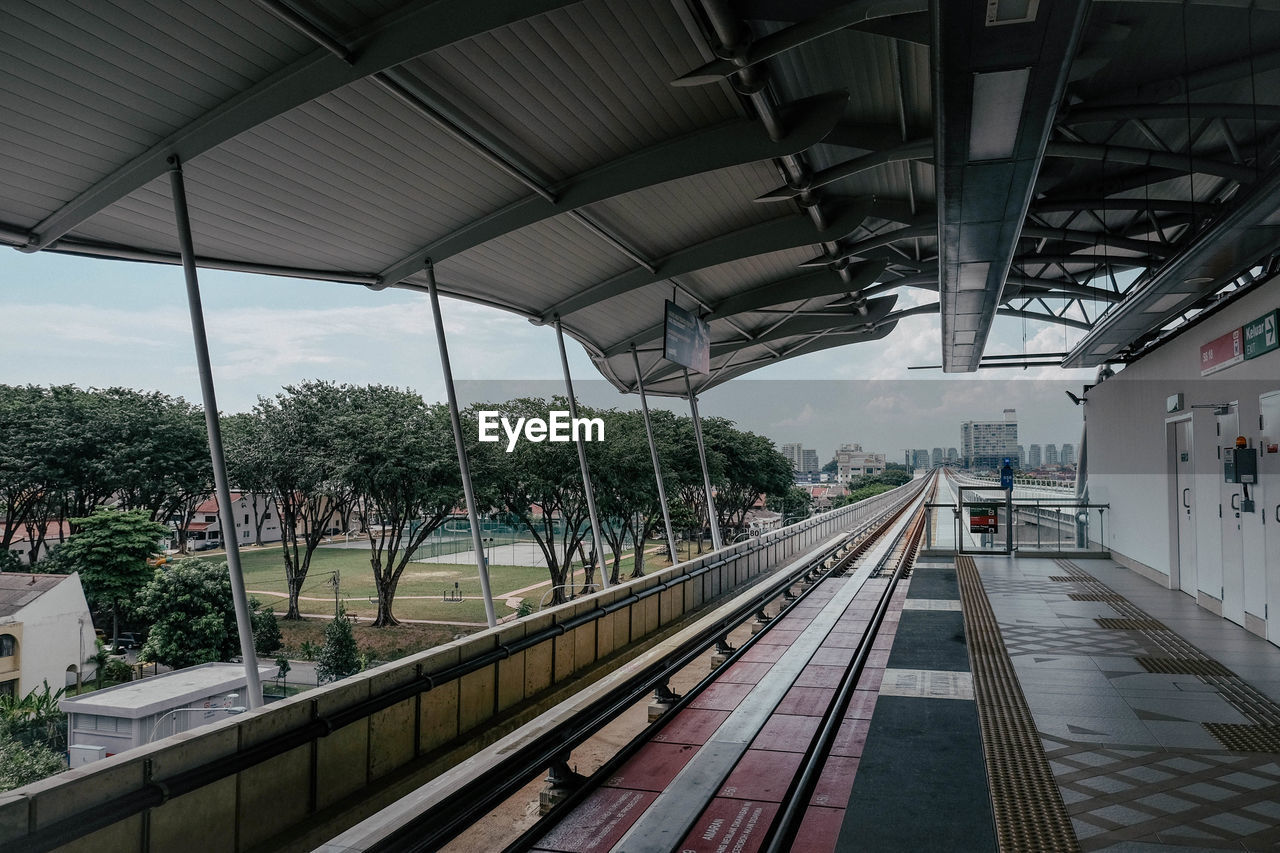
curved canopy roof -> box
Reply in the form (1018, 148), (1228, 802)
(3, 1), (1280, 393)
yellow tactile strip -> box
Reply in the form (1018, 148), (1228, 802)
(957, 555), (1081, 853)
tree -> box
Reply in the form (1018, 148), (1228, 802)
(252, 598), (282, 656)
(767, 485), (813, 520)
(0, 739), (64, 792)
(0, 385), (52, 556)
(223, 413), (276, 547)
(247, 383), (349, 619)
(473, 397), (597, 605)
(701, 418), (793, 539)
(56, 508), (170, 649)
(821, 458), (838, 476)
(591, 410), (667, 582)
(337, 386), (465, 626)
(316, 611), (360, 684)
(135, 558), (239, 668)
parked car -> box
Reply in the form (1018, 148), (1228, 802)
(116, 632), (143, 650)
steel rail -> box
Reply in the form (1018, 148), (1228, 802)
(503, 476), (934, 853)
(356, 482), (930, 853)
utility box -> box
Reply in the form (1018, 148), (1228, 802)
(68, 744), (106, 768)
(1224, 446), (1258, 484)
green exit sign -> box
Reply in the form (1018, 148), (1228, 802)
(1244, 309), (1278, 360)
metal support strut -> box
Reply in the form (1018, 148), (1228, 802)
(685, 369), (723, 550)
(426, 262), (498, 629)
(556, 320), (609, 589)
(167, 157), (262, 709)
(632, 347), (679, 566)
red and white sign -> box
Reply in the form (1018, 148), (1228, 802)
(1200, 328), (1244, 376)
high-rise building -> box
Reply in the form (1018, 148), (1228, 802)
(837, 443), (886, 481)
(932, 447), (943, 468)
(947, 447), (959, 464)
(781, 443), (820, 474)
(1028, 444), (1042, 467)
(960, 409), (1018, 469)
(1045, 443), (1059, 465)
(912, 448), (930, 469)
(1016, 444), (1026, 468)
(1061, 443), (1075, 466)
(781, 442), (803, 471)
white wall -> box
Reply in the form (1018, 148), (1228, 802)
(5, 573), (94, 695)
(1088, 275), (1280, 635)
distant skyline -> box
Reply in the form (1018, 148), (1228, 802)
(2, 249), (1095, 457)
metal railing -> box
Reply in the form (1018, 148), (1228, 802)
(923, 499), (1109, 555)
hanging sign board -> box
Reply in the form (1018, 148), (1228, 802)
(969, 504), (998, 533)
(1199, 328), (1243, 376)
(663, 300), (710, 375)
(1243, 309), (1278, 361)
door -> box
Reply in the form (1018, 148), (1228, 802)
(1174, 419), (1197, 595)
(1261, 392), (1280, 644)
(1219, 406), (1245, 626)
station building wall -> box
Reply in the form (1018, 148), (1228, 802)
(1088, 275), (1280, 642)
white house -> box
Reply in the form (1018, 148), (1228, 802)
(179, 492), (282, 548)
(58, 662), (272, 765)
(0, 572), (95, 699)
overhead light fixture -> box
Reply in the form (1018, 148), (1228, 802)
(1142, 293), (1188, 314)
(958, 262), (991, 290)
(969, 69), (1030, 161)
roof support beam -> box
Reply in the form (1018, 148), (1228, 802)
(378, 92), (849, 285)
(639, 323), (898, 386)
(600, 261), (885, 357)
(20, 0), (583, 252)
(933, 0), (1090, 371)
(672, 0), (928, 87)
(1064, 153), (1280, 366)
(541, 201), (871, 321)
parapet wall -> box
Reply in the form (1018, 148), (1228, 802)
(3, 485), (914, 853)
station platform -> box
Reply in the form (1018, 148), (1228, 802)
(847, 553), (1280, 853)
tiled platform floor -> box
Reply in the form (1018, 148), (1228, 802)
(976, 556), (1280, 851)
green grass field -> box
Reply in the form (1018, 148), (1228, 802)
(196, 540), (674, 624)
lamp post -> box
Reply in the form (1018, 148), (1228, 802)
(147, 693), (247, 743)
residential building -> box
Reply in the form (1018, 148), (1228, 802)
(932, 447), (943, 468)
(59, 662), (273, 766)
(836, 443), (886, 482)
(1061, 443), (1076, 466)
(177, 492), (282, 548)
(947, 448), (959, 464)
(781, 442), (803, 470)
(961, 409), (1018, 469)
(1045, 443), (1059, 465)
(0, 572), (94, 698)
(1016, 444), (1026, 468)
(780, 444), (820, 475)
(911, 449), (931, 470)
(2, 520), (72, 565)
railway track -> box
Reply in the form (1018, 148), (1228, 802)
(320, 473), (935, 853)
(511, 476), (932, 853)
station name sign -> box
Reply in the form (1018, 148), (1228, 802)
(1200, 307), (1278, 375)
(1200, 328), (1243, 376)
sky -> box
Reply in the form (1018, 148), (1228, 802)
(0, 248), (1098, 462)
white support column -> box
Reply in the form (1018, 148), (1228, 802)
(426, 263), (498, 628)
(555, 319), (609, 589)
(632, 347), (679, 565)
(685, 369), (723, 551)
(167, 157), (262, 709)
